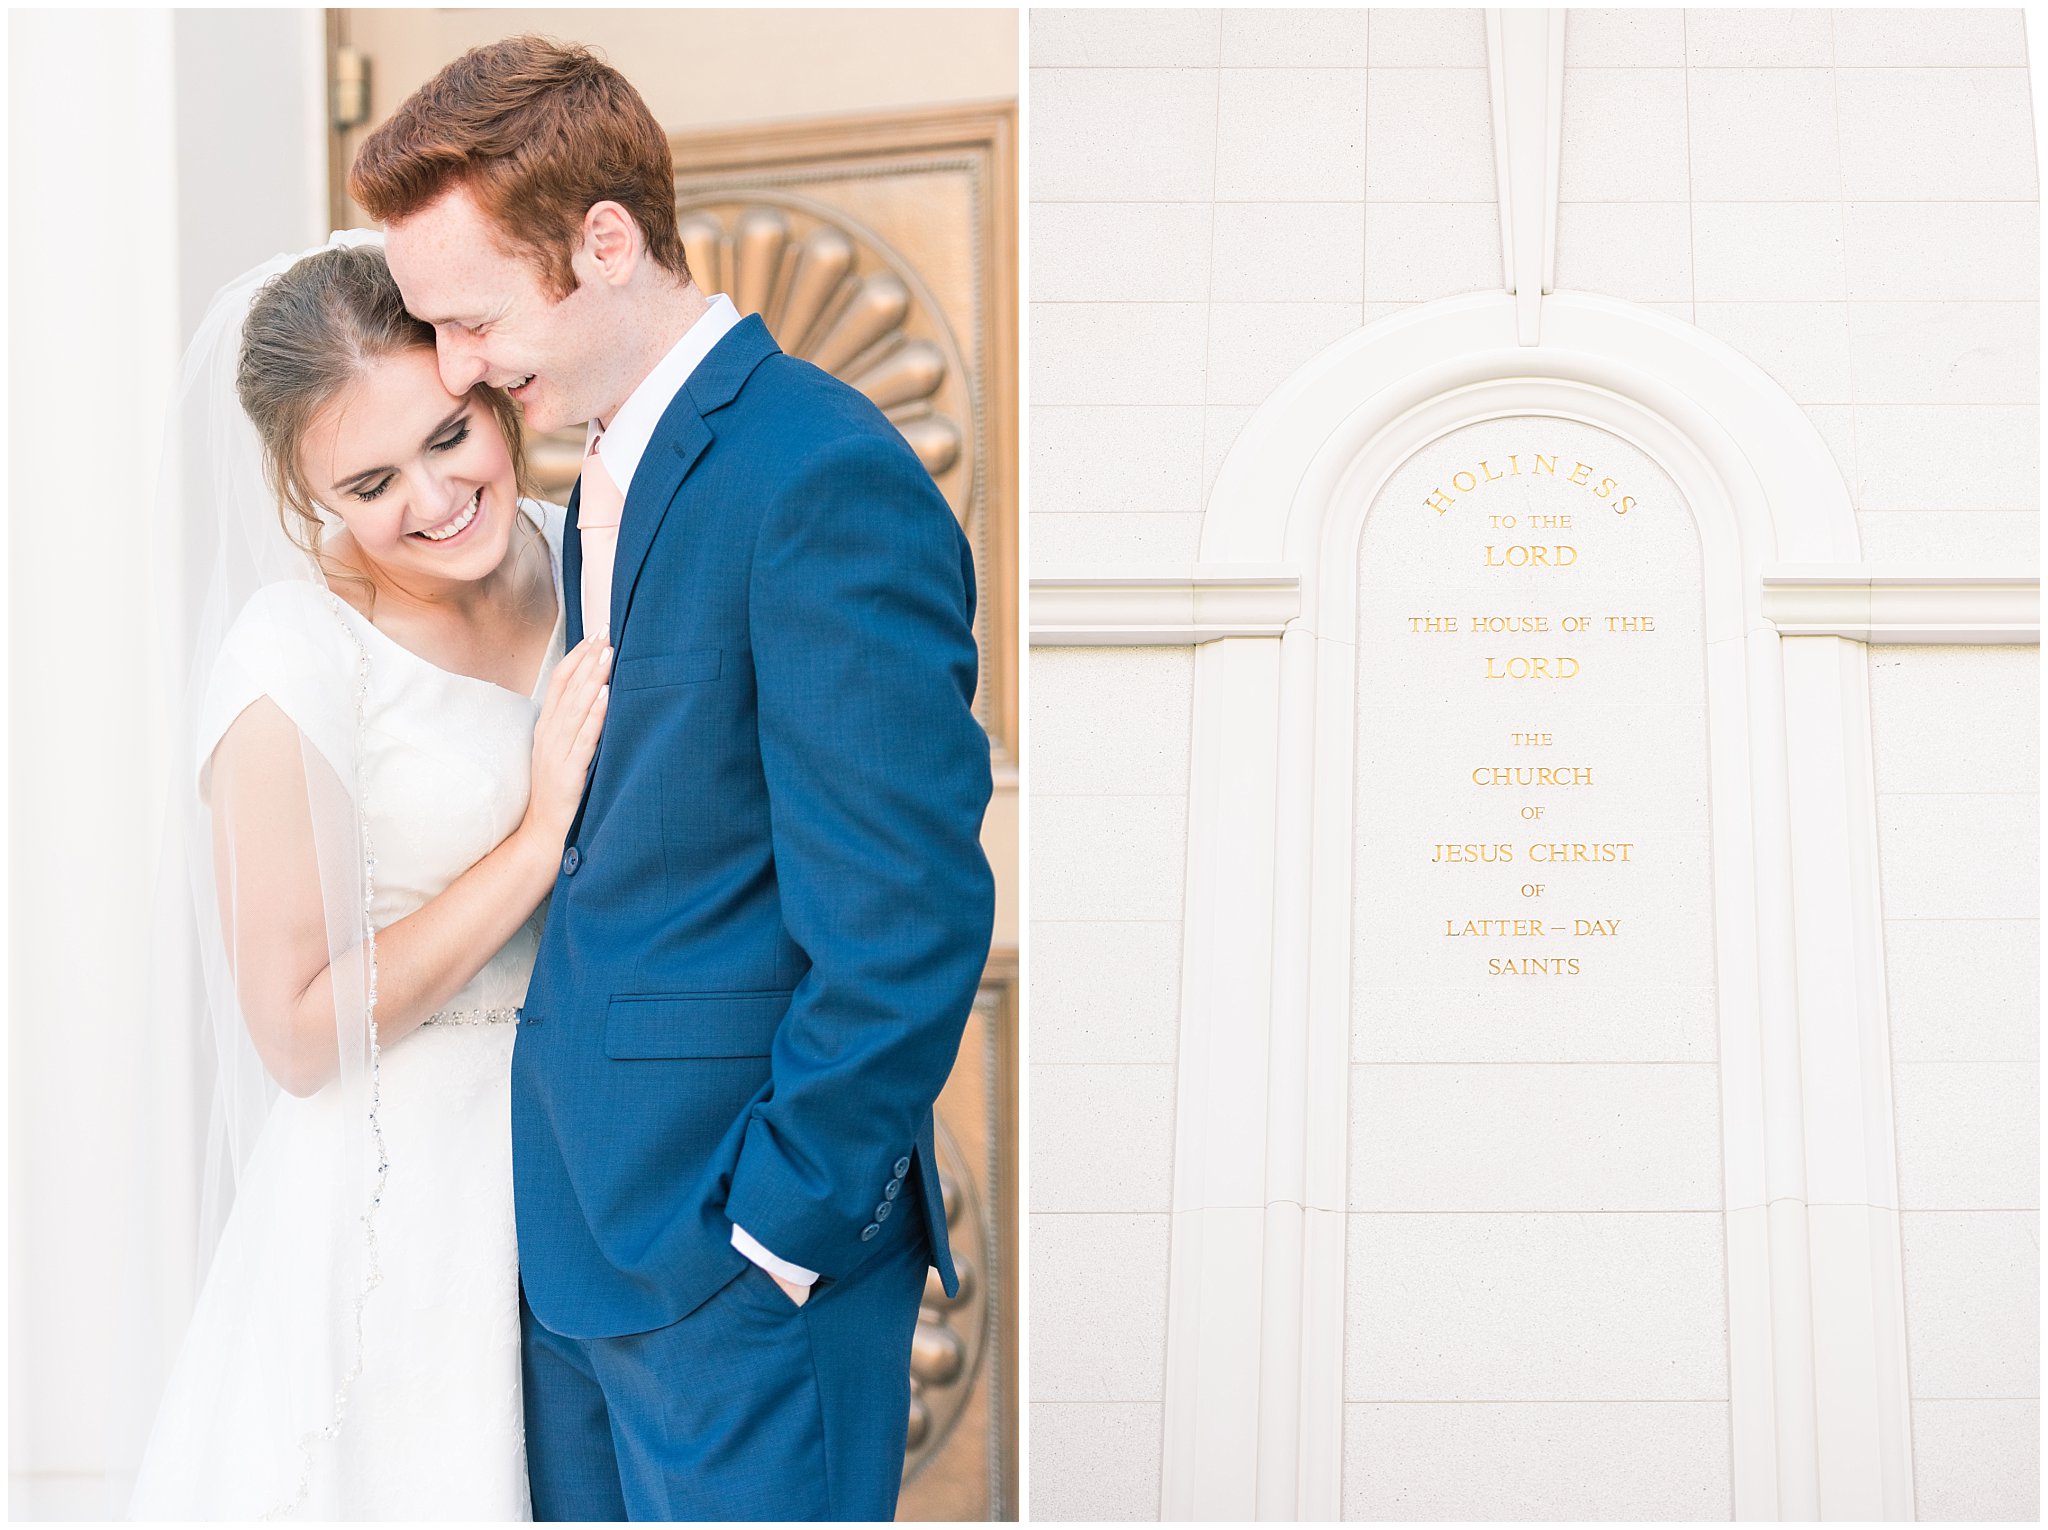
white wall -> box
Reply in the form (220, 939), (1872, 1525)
(171, 10), (329, 337)
(1029, 644), (1190, 1519)
(1869, 643), (2040, 1522)
(7, 9), (325, 1517)
(1029, 7), (2038, 1521)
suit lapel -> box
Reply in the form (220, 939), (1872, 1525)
(605, 314), (781, 649)
(607, 410), (709, 650)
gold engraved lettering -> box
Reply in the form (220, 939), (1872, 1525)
(1418, 453), (1633, 516)
(1445, 918), (1548, 937)
(1470, 766), (1593, 787)
(1488, 957), (1582, 976)
(1482, 544), (1578, 568)
(1483, 656), (1582, 681)
(1398, 444), (1658, 989)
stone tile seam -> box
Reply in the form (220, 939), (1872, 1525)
(1874, 789), (2041, 796)
(1028, 1395), (1168, 1406)
(1341, 1394), (1734, 1404)
(1566, 198), (2040, 205)
(1030, 67), (2032, 75)
(1054, 1210), (1779, 1221)
(1029, 789), (1191, 798)
(1029, 197), (2035, 208)
(1909, 1393), (2043, 1402)
(1608, 65), (2033, 72)
(1348, 1069), (1720, 1075)
(1037, 300), (2040, 312)
(1317, 1201), (2012, 1215)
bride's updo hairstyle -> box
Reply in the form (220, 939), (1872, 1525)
(235, 242), (528, 578)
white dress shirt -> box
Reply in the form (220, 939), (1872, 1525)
(581, 293), (818, 1293)
(581, 292), (740, 485)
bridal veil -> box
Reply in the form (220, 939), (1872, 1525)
(113, 229), (398, 1518)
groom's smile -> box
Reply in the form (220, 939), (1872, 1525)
(383, 181), (640, 437)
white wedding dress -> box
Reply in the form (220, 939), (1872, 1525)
(130, 502), (565, 1521)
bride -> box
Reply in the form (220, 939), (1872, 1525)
(128, 231), (607, 1519)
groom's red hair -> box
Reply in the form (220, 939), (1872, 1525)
(349, 36), (690, 302)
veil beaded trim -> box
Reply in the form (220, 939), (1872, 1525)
(262, 596), (388, 1522)
(123, 229), (397, 1521)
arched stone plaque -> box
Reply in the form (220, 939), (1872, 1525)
(1353, 419), (1714, 1032)
(1345, 418), (1732, 1516)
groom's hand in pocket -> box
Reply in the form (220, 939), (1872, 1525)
(731, 1221), (818, 1307)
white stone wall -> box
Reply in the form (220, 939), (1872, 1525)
(1029, 7), (2037, 1521)
(1869, 644), (2040, 1522)
(1033, 5), (2038, 577)
(9, 11), (328, 1521)
(1029, 646), (1191, 1520)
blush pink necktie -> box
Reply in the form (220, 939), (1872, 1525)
(578, 432), (625, 644)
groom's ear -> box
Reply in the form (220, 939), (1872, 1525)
(579, 201), (641, 289)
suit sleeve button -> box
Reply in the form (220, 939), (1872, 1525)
(860, 1224), (880, 1241)
(875, 1201), (893, 1221)
(894, 1155), (911, 1177)
(884, 1179), (901, 1199)
(562, 846), (581, 875)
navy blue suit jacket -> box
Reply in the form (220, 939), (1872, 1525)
(513, 315), (995, 1339)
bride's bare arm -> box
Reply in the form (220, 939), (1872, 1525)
(208, 637), (612, 1096)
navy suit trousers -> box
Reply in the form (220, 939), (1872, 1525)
(520, 1208), (929, 1522)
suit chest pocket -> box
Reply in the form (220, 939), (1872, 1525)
(612, 645), (721, 692)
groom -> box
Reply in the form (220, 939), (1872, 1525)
(354, 37), (994, 1522)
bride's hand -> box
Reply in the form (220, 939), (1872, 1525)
(520, 637), (612, 851)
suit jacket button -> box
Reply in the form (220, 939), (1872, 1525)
(860, 1223), (880, 1241)
(884, 1178), (902, 1199)
(875, 1201), (893, 1221)
(562, 846), (581, 876)
(894, 1155), (911, 1177)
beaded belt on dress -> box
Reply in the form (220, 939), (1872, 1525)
(421, 1006), (521, 1026)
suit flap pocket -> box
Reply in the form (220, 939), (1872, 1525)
(612, 645), (721, 691)
(604, 990), (791, 1060)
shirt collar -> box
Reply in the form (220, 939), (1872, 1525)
(582, 293), (741, 496)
